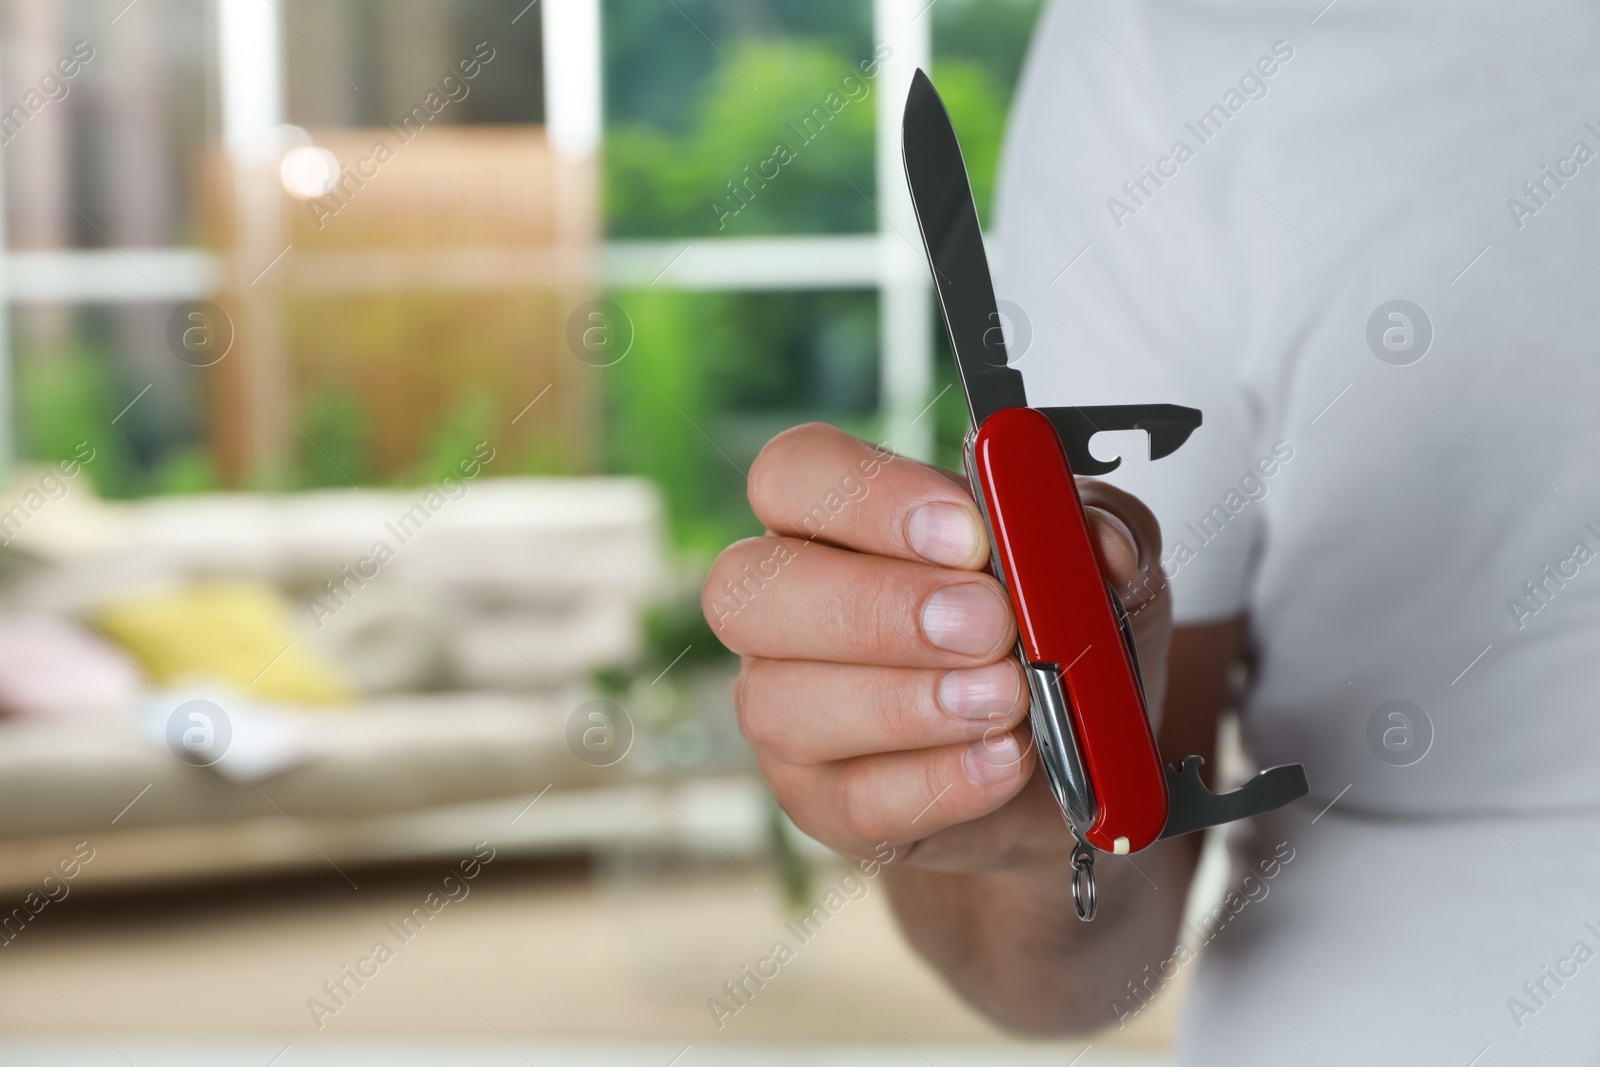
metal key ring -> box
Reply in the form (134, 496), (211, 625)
(1071, 840), (1097, 922)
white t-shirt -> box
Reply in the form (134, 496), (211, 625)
(993, 1), (1600, 1061)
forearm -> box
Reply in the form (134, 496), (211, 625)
(884, 832), (1202, 1034)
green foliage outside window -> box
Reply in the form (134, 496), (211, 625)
(602, 0), (1042, 551)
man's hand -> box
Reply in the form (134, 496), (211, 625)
(703, 421), (1172, 875)
(705, 422), (1243, 1035)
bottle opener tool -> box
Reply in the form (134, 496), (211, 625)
(902, 69), (1308, 920)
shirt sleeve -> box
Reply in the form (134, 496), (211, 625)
(990, 0), (1266, 624)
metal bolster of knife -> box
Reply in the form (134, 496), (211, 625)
(1025, 662), (1096, 836)
(1159, 756), (1311, 840)
(1038, 404), (1203, 477)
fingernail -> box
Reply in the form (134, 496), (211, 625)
(938, 663), (1021, 720)
(906, 502), (980, 567)
(964, 732), (1022, 784)
(921, 584), (1009, 656)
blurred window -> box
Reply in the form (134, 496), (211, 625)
(0, 0), (1042, 550)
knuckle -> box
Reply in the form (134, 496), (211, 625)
(749, 421), (838, 512)
(918, 750), (951, 818)
(732, 662), (780, 753)
(753, 759), (828, 845)
(834, 761), (894, 844)
(702, 538), (766, 643)
(746, 441), (783, 514)
(731, 664), (756, 736)
(1080, 478), (1162, 557)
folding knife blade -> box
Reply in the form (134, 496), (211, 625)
(902, 68), (1028, 427)
(1158, 756), (1310, 840)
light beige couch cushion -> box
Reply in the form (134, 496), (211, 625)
(0, 692), (603, 839)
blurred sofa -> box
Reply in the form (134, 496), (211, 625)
(0, 475), (703, 891)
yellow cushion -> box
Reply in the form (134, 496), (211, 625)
(96, 581), (352, 704)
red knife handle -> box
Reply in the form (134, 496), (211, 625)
(970, 406), (1168, 854)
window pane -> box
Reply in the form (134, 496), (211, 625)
(600, 287), (878, 553)
(1, 0), (211, 250)
(12, 303), (211, 498)
(284, 0), (545, 128)
(604, 0), (876, 238)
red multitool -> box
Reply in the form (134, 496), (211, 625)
(902, 70), (1308, 919)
